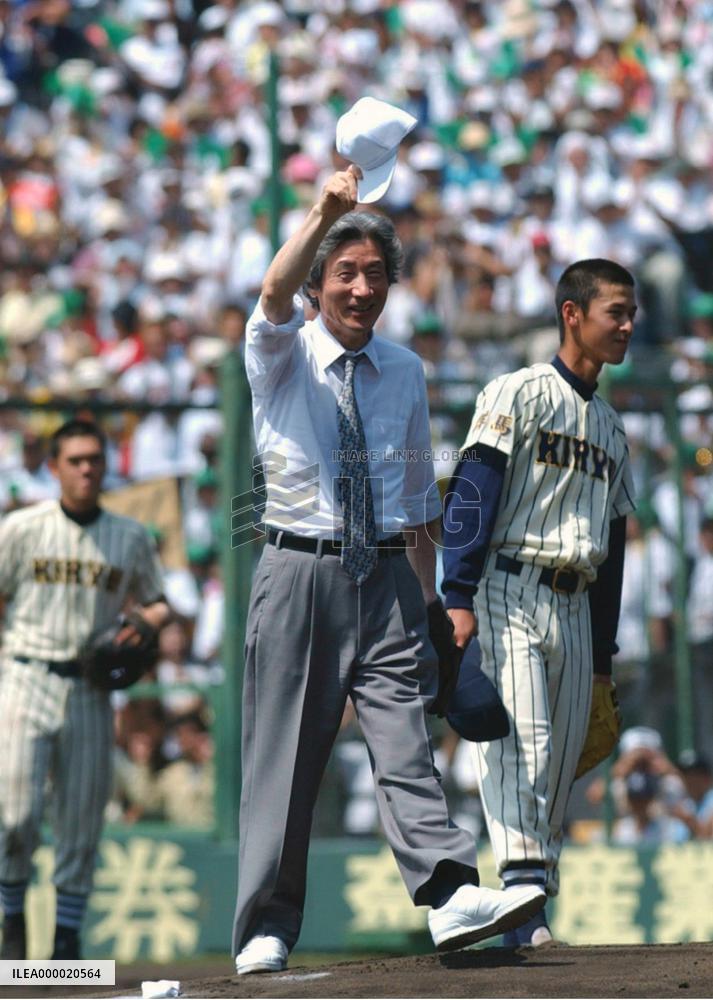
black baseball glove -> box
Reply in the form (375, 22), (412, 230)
(82, 611), (160, 691)
(426, 598), (464, 717)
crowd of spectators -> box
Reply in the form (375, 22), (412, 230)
(585, 726), (713, 843)
(0, 0), (712, 836)
(2, 1), (713, 412)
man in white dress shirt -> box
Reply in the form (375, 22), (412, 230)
(231, 166), (544, 975)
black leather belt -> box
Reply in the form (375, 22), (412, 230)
(267, 529), (406, 557)
(495, 554), (587, 595)
(14, 655), (81, 678)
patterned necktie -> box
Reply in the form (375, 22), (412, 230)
(337, 354), (378, 584)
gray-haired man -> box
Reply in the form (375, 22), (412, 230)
(232, 167), (544, 975)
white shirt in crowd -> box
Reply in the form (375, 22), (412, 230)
(688, 551), (713, 644)
(615, 531), (674, 663)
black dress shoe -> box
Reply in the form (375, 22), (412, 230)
(1, 913), (26, 960)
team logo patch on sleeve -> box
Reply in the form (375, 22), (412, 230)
(473, 411), (490, 430)
(491, 414), (513, 435)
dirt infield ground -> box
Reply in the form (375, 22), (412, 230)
(121, 944), (713, 999)
(2, 943), (712, 999)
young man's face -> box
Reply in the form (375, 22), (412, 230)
(567, 281), (637, 367)
(314, 238), (389, 350)
(49, 435), (105, 508)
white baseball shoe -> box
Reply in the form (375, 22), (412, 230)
(235, 934), (288, 975)
(428, 884), (546, 953)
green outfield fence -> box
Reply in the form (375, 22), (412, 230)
(18, 833), (713, 959)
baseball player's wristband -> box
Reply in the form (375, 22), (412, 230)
(592, 652), (613, 675)
(443, 589), (476, 610)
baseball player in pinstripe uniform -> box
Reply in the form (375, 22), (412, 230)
(0, 419), (170, 960)
(442, 259), (636, 945)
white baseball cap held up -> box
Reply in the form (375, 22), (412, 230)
(336, 97), (418, 204)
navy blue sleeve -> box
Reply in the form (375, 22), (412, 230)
(441, 444), (507, 610)
(588, 516), (627, 676)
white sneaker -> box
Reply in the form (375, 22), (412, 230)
(428, 884), (546, 953)
(235, 934), (288, 975)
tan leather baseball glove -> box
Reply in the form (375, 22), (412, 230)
(575, 681), (622, 779)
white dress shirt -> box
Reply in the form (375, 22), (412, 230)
(246, 297), (441, 538)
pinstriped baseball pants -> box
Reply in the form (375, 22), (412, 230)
(473, 557), (593, 897)
(0, 658), (114, 895)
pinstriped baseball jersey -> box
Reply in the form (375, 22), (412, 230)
(462, 363), (636, 577)
(0, 500), (163, 661)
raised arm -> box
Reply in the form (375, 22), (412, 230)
(261, 166), (361, 324)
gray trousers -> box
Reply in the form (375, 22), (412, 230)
(232, 543), (478, 954)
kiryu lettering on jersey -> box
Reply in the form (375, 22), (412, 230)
(32, 559), (124, 592)
(536, 429), (616, 482)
